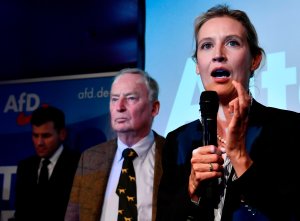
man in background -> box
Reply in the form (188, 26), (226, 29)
(14, 105), (80, 221)
(65, 68), (165, 221)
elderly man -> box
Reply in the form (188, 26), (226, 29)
(65, 68), (165, 221)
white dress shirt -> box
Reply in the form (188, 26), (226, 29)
(38, 144), (64, 180)
(100, 131), (156, 221)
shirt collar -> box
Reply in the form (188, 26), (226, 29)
(117, 130), (155, 161)
(43, 144), (64, 164)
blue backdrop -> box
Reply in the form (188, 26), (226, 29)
(0, 73), (115, 220)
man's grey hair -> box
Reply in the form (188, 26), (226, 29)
(113, 68), (159, 102)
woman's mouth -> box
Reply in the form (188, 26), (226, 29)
(211, 69), (230, 78)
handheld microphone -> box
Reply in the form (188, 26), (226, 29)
(199, 90), (219, 208)
(200, 91), (219, 146)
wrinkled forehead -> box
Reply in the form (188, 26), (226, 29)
(111, 73), (148, 95)
(113, 73), (144, 85)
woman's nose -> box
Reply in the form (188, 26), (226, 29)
(212, 45), (226, 62)
(212, 56), (226, 62)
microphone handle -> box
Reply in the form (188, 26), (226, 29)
(202, 116), (219, 208)
(202, 117), (217, 146)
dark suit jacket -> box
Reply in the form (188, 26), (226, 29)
(156, 100), (300, 221)
(65, 131), (165, 221)
(14, 147), (80, 221)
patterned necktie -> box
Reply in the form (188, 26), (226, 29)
(116, 148), (138, 221)
(39, 158), (50, 185)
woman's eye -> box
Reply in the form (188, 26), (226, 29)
(227, 40), (240, 47)
(200, 42), (213, 50)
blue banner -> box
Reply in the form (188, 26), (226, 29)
(0, 73), (115, 220)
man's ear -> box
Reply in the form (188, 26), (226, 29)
(59, 128), (67, 141)
(152, 100), (160, 117)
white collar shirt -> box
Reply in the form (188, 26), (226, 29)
(100, 130), (156, 221)
(38, 144), (64, 179)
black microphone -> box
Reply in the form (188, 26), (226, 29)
(199, 90), (219, 209)
(185, 91), (220, 220)
(199, 91), (219, 146)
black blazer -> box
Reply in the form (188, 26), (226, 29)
(14, 147), (80, 221)
(156, 100), (300, 221)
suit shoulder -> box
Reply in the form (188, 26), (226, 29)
(153, 130), (166, 140)
(268, 106), (300, 117)
(167, 119), (201, 137)
(61, 148), (81, 163)
(17, 155), (39, 166)
(264, 106), (300, 126)
(81, 139), (117, 155)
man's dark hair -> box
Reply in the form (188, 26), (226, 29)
(30, 105), (65, 132)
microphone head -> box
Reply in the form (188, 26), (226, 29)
(199, 91), (219, 117)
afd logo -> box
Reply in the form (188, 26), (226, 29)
(3, 92), (41, 125)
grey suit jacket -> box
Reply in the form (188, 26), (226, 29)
(65, 131), (165, 221)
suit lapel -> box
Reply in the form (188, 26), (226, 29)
(88, 139), (118, 219)
(152, 132), (165, 221)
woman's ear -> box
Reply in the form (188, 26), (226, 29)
(251, 52), (262, 71)
(196, 64), (200, 75)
